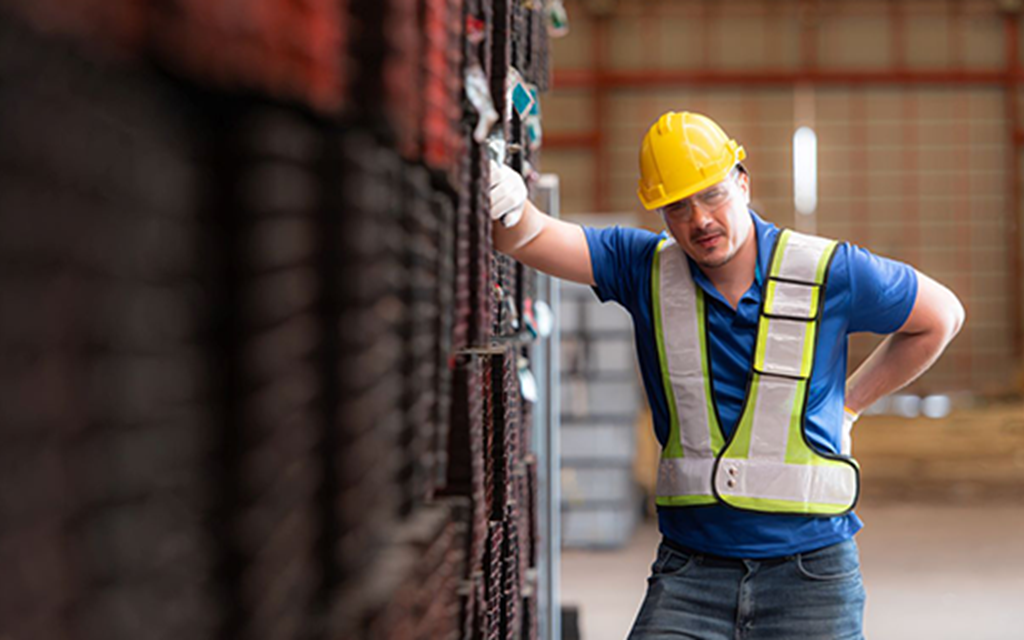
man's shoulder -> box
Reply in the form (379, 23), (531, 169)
(583, 225), (665, 305)
(584, 224), (665, 264)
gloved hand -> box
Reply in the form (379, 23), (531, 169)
(489, 159), (528, 228)
(841, 406), (858, 456)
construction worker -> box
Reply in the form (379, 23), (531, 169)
(489, 111), (965, 639)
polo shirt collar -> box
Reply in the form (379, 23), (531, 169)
(685, 209), (777, 307)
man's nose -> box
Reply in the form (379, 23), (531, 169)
(690, 206), (714, 229)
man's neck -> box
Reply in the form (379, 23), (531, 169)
(700, 225), (757, 309)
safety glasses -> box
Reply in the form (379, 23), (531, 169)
(660, 175), (739, 225)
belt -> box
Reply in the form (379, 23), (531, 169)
(661, 536), (796, 568)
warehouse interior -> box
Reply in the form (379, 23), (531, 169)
(0, 1), (1022, 640)
(547, 1), (1024, 639)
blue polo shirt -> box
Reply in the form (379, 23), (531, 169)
(583, 211), (918, 558)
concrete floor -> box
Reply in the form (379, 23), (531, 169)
(561, 505), (1024, 639)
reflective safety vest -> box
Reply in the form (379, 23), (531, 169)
(652, 229), (859, 516)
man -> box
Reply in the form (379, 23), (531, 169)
(489, 111), (965, 639)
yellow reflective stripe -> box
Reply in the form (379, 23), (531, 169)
(719, 494), (853, 515)
(769, 229), (791, 278)
(657, 495), (719, 507)
(799, 320), (816, 378)
(723, 375), (758, 459)
(764, 280), (777, 315)
(697, 289), (725, 453)
(813, 240), (838, 284)
(808, 285), (821, 317)
(652, 239), (683, 459)
(753, 315), (769, 372)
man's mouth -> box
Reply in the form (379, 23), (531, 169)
(693, 233), (722, 249)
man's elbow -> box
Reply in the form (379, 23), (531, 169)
(932, 287), (966, 344)
(912, 272), (966, 344)
(945, 291), (966, 340)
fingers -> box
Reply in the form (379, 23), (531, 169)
(488, 160), (527, 227)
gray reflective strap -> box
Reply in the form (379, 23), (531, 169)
(774, 231), (835, 283)
(744, 376), (799, 460)
(758, 317), (811, 378)
(715, 458), (858, 506)
(765, 280), (817, 318)
(657, 240), (715, 457)
(658, 457), (716, 496)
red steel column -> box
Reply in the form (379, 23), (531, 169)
(953, 1), (974, 386)
(1005, 11), (1023, 358)
(592, 12), (609, 212)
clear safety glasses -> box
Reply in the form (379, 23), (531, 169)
(660, 175), (740, 225)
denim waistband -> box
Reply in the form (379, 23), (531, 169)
(661, 536), (797, 568)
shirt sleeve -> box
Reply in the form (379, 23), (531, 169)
(845, 243), (918, 335)
(582, 225), (661, 306)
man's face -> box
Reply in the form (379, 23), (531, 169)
(660, 171), (753, 269)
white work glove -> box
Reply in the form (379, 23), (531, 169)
(489, 159), (528, 228)
(841, 406), (858, 456)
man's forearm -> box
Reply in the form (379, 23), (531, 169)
(845, 330), (950, 413)
(493, 201), (546, 255)
(845, 270), (965, 414)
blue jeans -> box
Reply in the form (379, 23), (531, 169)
(627, 538), (866, 640)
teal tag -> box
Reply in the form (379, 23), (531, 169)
(511, 81), (534, 117)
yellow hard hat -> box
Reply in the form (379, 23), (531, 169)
(637, 111), (746, 211)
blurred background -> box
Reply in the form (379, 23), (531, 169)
(543, 2), (1024, 639)
(0, 1), (1021, 640)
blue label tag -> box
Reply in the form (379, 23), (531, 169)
(511, 81), (534, 117)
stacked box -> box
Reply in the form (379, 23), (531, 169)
(559, 280), (642, 548)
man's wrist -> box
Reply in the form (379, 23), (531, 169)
(493, 202), (544, 254)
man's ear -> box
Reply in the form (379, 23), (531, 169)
(737, 171), (751, 203)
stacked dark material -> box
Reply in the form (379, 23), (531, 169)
(328, 132), (405, 632)
(398, 165), (442, 514)
(0, 0), (548, 636)
(0, 16), (219, 640)
(422, 0), (467, 177)
(206, 107), (324, 640)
